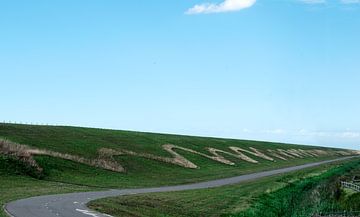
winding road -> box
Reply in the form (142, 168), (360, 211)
(5, 156), (358, 217)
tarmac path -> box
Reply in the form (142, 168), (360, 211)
(5, 156), (358, 217)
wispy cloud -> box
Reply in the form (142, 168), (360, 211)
(265, 129), (287, 135)
(340, 0), (360, 4)
(299, 0), (360, 4)
(278, 129), (360, 139)
(186, 0), (358, 15)
(243, 128), (360, 139)
(242, 128), (252, 133)
(239, 129), (359, 149)
(300, 0), (326, 4)
(186, 0), (256, 15)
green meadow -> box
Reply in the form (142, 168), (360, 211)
(89, 159), (360, 217)
(0, 123), (357, 217)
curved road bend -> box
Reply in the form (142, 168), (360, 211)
(5, 156), (359, 217)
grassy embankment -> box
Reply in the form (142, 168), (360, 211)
(88, 159), (360, 217)
(0, 123), (351, 188)
(0, 155), (97, 217)
(0, 123), (357, 217)
(236, 158), (360, 217)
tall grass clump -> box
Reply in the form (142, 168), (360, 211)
(0, 139), (44, 179)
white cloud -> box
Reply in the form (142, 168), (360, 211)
(264, 129), (360, 139)
(340, 0), (360, 3)
(242, 128), (252, 133)
(300, 0), (326, 4)
(186, 0), (256, 14)
(265, 129), (287, 135)
(300, 0), (360, 5)
(297, 129), (360, 139)
(340, 131), (360, 138)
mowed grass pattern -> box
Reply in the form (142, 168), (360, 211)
(0, 123), (351, 188)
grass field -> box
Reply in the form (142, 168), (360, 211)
(0, 155), (97, 217)
(0, 123), (358, 217)
(88, 158), (360, 217)
(0, 177), (95, 217)
(0, 123), (353, 188)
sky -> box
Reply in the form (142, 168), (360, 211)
(0, 0), (359, 150)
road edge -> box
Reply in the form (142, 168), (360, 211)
(84, 156), (360, 217)
(4, 156), (360, 217)
(3, 204), (14, 217)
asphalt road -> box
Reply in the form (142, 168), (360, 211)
(5, 156), (358, 217)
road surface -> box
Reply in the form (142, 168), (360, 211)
(5, 156), (358, 217)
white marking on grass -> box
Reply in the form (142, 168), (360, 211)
(76, 209), (100, 217)
(76, 209), (114, 217)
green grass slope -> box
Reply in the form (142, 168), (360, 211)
(0, 123), (358, 217)
(0, 123), (355, 188)
(88, 159), (360, 217)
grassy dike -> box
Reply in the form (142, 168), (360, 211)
(0, 123), (348, 189)
(235, 159), (360, 217)
(0, 155), (97, 217)
(88, 159), (360, 217)
(0, 123), (357, 217)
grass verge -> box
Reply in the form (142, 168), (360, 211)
(0, 156), (97, 217)
(88, 158), (360, 217)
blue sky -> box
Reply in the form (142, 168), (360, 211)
(1, 0), (359, 150)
